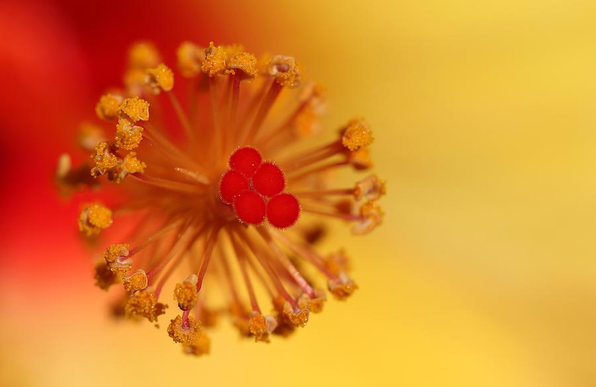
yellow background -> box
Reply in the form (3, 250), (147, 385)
(3, 1), (596, 386)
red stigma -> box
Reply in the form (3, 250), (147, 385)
(267, 193), (300, 228)
(252, 162), (285, 197)
(220, 148), (300, 228)
(233, 191), (266, 225)
(229, 147), (262, 177)
(219, 170), (250, 204)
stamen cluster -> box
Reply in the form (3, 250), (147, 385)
(58, 39), (386, 356)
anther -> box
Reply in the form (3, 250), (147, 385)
(146, 63), (174, 94)
(118, 96), (150, 122)
(110, 152), (146, 184)
(354, 175), (386, 201)
(167, 314), (203, 345)
(78, 203), (113, 237)
(297, 289), (327, 313)
(327, 272), (358, 300)
(127, 41), (161, 69)
(125, 287), (167, 323)
(281, 301), (309, 327)
(351, 201), (384, 235)
(123, 269), (149, 293)
(115, 117), (144, 150)
(341, 118), (373, 151)
(227, 52), (258, 79)
(174, 274), (199, 311)
(201, 42), (228, 77)
(103, 243), (132, 273)
(248, 311), (277, 342)
(177, 41), (204, 78)
(95, 93), (122, 120)
(268, 55), (301, 88)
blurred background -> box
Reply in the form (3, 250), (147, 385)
(1, 0), (596, 386)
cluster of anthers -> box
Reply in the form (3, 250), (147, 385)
(58, 41), (386, 355)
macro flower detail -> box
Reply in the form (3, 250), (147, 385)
(61, 40), (386, 356)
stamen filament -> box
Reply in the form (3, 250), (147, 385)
(128, 219), (183, 257)
(269, 228), (339, 280)
(245, 82), (283, 143)
(282, 141), (343, 172)
(288, 160), (349, 182)
(293, 188), (355, 198)
(301, 206), (363, 222)
(196, 225), (222, 293)
(131, 174), (202, 194)
(228, 230), (261, 313)
(257, 227), (316, 298)
(146, 224), (195, 278)
(234, 228), (298, 308)
(173, 167), (210, 185)
(167, 91), (195, 140)
(145, 124), (203, 171)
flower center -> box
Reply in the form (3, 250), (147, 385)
(218, 146), (300, 228)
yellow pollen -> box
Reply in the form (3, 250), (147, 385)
(128, 41), (161, 69)
(177, 41), (204, 78)
(111, 152), (146, 183)
(173, 274), (198, 311)
(90, 141), (118, 178)
(167, 315), (202, 346)
(354, 174), (386, 201)
(297, 289), (327, 313)
(123, 68), (148, 96)
(63, 38), (386, 355)
(146, 63), (174, 94)
(282, 302), (309, 327)
(123, 269), (148, 293)
(342, 118), (374, 151)
(226, 52), (258, 78)
(268, 55), (302, 88)
(182, 333), (211, 356)
(115, 117), (144, 150)
(79, 203), (113, 236)
(325, 250), (351, 275)
(95, 94), (122, 121)
(202, 42), (228, 77)
(248, 312), (277, 343)
(223, 44), (245, 57)
(351, 201), (384, 235)
(125, 288), (167, 323)
(328, 272), (358, 300)
(104, 243), (130, 263)
(103, 243), (132, 273)
(119, 96), (150, 122)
